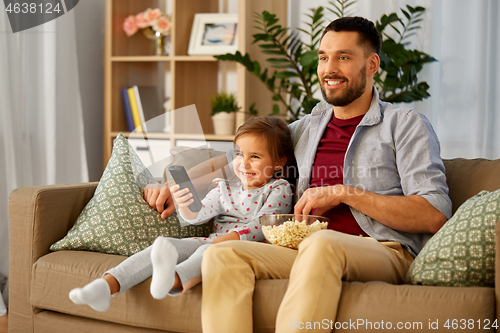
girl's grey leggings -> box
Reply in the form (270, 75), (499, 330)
(104, 237), (211, 296)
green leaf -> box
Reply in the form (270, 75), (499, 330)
(329, 1), (343, 14)
(262, 10), (276, 22)
(389, 24), (402, 36)
(261, 50), (287, 56)
(249, 102), (258, 116)
(267, 58), (290, 64)
(253, 33), (273, 43)
(298, 28), (310, 35)
(302, 97), (321, 114)
(253, 61), (261, 76)
(289, 37), (302, 56)
(344, 1), (356, 10)
(402, 32), (417, 39)
(272, 104), (280, 115)
(275, 71), (299, 79)
(259, 44), (281, 50)
(276, 28), (288, 42)
(267, 17), (279, 27)
(299, 50), (319, 67)
(260, 68), (268, 82)
(401, 9), (410, 20)
(267, 25), (286, 38)
(415, 6), (426, 12)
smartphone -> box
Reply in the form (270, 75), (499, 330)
(168, 165), (203, 213)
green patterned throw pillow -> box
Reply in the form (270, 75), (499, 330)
(50, 133), (211, 256)
(406, 189), (500, 287)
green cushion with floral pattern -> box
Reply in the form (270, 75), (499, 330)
(50, 133), (211, 256)
(406, 189), (500, 287)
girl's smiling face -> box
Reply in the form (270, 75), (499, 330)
(233, 134), (284, 190)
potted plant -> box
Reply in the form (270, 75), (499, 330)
(210, 92), (241, 135)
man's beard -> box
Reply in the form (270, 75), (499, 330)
(320, 66), (367, 107)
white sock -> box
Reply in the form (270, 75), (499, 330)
(69, 278), (111, 312)
(150, 237), (179, 299)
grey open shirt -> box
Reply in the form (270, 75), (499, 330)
(289, 88), (452, 257)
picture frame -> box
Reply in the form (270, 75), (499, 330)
(188, 13), (238, 55)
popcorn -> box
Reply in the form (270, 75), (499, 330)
(262, 220), (328, 249)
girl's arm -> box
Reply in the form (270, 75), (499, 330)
(144, 153), (232, 219)
(210, 231), (239, 244)
(171, 185), (221, 224)
(170, 185), (198, 220)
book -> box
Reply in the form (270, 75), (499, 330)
(132, 85), (148, 133)
(121, 87), (135, 132)
(127, 87), (142, 133)
(133, 85), (165, 133)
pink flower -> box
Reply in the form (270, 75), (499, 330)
(153, 15), (171, 36)
(135, 12), (150, 29)
(123, 15), (138, 37)
(144, 8), (161, 25)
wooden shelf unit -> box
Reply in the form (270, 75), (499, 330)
(103, 0), (288, 167)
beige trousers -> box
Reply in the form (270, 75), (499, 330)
(201, 230), (414, 333)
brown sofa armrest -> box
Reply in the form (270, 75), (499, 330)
(8, 182), (97, 332)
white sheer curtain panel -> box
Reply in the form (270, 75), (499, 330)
(415, 0), (500, 159)
(0, 6), (89, 314)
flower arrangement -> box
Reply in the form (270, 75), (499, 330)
(123, 8), (171, 37)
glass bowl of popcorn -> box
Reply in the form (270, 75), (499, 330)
(260, 214), (329, 249)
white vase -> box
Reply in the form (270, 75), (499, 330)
(212, 112), (236, 136)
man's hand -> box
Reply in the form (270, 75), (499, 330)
(295, 184), (447, 234)
(144, 183), (175, 219)
(294, 185), (346, 216)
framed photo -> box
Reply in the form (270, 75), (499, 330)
(188, 13), (238, 55)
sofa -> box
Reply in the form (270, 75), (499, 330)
(8, 158), (500, 333)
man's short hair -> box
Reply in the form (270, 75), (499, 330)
(321, 16), (381, 56)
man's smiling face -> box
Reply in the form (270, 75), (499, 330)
(317, 31), (370, 107)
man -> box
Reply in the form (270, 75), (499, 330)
(145, 16), (451, 333)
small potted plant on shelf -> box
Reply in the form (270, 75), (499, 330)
(210, 92), (241, 136)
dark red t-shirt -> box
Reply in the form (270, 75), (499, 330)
(310, 113), (367, 236)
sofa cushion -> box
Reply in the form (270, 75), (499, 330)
(50, 133), (211, 256)
(407, 189), (500, 287)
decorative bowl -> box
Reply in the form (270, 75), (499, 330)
(259, 214), (329, 249)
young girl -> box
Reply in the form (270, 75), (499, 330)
(69, 116), (294, 312)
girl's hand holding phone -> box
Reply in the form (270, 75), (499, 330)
(170, 184), (198, 220)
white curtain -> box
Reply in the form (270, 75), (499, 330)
(413, 0), (500, 159)
(292, 0), (500, 159)
(0, 6), (89, 314)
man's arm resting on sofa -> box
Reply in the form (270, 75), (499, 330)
(294, 185), (447, 234)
